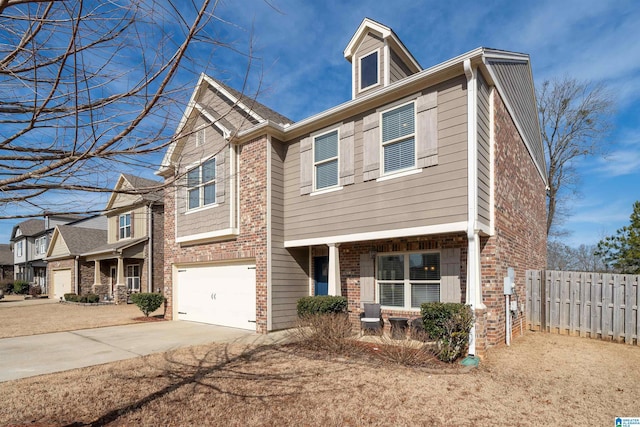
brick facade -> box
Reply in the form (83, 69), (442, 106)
(312, 233), (468, 327)
(479, 91), (547, 348)
(163, 136), (269, 332)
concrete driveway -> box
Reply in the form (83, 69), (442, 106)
(0, 321), (289, 382)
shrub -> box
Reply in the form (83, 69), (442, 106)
(421, 302), (474, 363)
(64, 293), (78, 302)
(130, 292), (165, 317)
(13, 281), (29, 295)
(79, 294), (100, 303)
(29, 285), (42, 297)
(1, 279), (13, 294)
(296, 296), (348, 317)
(290, 312), (354, 353)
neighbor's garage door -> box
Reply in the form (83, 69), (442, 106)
(176, 262), (256, 330)
(52, 269), (72, 300)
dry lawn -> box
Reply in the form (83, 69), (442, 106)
(0, 332), (638, 426)
(0, 297), (164, 338)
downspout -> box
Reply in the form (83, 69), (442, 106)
(147, 202), (153, 293)
(464, 59), (486, 357)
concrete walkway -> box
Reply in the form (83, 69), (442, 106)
(0, 321), (291, 382)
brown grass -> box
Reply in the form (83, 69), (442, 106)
(0, 299), (164, 338)
(0, 332), (638, 426)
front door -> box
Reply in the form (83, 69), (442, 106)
(313, 256), (329, 296)
(110, 266), (117, 296)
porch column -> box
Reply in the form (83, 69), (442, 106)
(93, 260), (101, 286)
(117, 256), (125, 286)
(327, 243), (341, 296)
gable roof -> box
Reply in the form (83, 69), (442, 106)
(343, 17), (422, 73)
(10, 219), (44, 240)
(105, 174), (164, 211)
(158, 73), (293, 174)
(158, 21), (545, 184)
(82, 237), (148, 257)
(47, 225), (108, 258)
(0, 244), (12, 265)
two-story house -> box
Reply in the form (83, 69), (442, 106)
(46, 174), (164, 302)
(158, 18), (547, 355)
(10, 214), (81, 291)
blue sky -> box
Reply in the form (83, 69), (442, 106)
(1, 0), (639, 248)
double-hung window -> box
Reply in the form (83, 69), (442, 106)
(126, 264), (140, 292)
(187, 157), (216, 210)
(16, 241), (23, 257)
(377, 252), (440, 309)
(381, 102), (416, 174)
(35, 236), (46, 255)
(119, 213), (131, 239)
(360, 50), (379, 91)
(313, 130), (339, 190)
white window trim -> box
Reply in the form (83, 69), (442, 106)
(186, 156), (217, 211)
(376, 250), (441, 311)
(35, 236), (46, 255)
(312, 127), (341, 192)
(16, 241), (23, 257)
(126, 264), (140, 292)
(358, 49), (381, 93)
(379, 100), (418, 177)
(119, 213), (132, 240)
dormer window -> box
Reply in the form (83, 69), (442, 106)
(359, 50), (379, 91)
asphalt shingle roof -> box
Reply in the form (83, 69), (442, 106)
(0, 244), (13, 265)
(120, 174), (164, 203)
(55, 226), (107, 255)
(12, 219), (45, 238)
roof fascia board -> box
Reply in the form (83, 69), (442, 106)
(105, 174), (126, 211)
(233, 47), (485, 144)
(201, 74), (265, 123)
(344, 18), (392, 59)
(194, 102), (232, 138)
(482, 58), (548, 184)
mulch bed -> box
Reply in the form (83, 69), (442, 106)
(132, 315), (167, 322)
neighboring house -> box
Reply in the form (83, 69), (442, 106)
(10, 214), (81, 291)
(47, 174), (164, 303)
(158, 18), (547, 355)
(0, 244), (14, 282)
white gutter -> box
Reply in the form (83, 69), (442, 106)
(464, 59), (486, 357)
(147, 202), (153, 293)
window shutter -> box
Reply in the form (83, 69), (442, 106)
(216, 149), (225, 204)
(115, 217), (119, 241)
(360, 254), (375, 304)
(416, 91), (438, 168)
(339, 122), (355, 186)
(362, 112), (380, 181)
(130, 212), (135, 238)
(299, 136), (312, 195)
(440, 248), (461, 303)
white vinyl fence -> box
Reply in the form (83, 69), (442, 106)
(526, 270), (640, 345)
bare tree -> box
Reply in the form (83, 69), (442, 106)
(538, 77), (614, 237)
(0, 0), (259, 219)
(547, 240), (607, 272)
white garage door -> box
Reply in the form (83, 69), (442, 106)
(52, 269), (72, 300)
(176, 262), (256, 330)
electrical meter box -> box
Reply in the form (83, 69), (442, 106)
(503, 267), (515, 295)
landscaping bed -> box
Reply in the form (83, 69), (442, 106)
(0, 332), (638, 426)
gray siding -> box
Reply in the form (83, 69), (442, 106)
(487, 60), (545, 178)
(389, 49), (413, 83)
(477, 72), (491, 227)
(175, 113), (231, 239)
(270, 139), (309, 330)
(354, 32), (384, 97)
(283, 76), (468, 242)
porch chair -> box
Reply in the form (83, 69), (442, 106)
(360, 303), (384, 335)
